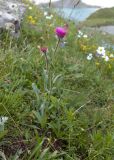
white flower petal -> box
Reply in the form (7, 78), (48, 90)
(46, 16), (52, 20)
(96, 46), (106, 56)
(83, 34), (88, 38)
(87, 54), (93, 60)
(44, 12), (48, 16)
(0, 116), (8, 125)
(29, 7), (32, 10)
(104, 56), (109, 61)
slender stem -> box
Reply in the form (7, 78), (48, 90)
(53, 38), (60, 55)
(68, 0), (81, 19)
(49, 0), (51, 8)
(73, 100), (91, 115)
(49, 38), (60, 92)
(45, 53), (48, 71)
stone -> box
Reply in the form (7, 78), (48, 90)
(0, 0), (26, 29)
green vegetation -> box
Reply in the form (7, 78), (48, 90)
(1, 2), (114, 160)
(83, 7), (114, 27)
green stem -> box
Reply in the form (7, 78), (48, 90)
(49, 0), (51, 8)
(45, 53), (48, 71)
(68, 0), (80, 19)
(53, 38), (60, 55)
(49, 38), (60, 92)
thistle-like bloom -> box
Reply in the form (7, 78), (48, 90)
(39, 47), (48, 70)
(55, 27), (67, 39)
(40, 47), (48, 54)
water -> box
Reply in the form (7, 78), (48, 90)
(56, 8), (99, 21)
(31, 0), (99, 22)
(32, 0), (114, 8)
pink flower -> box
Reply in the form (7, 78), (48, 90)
(40, 47), (48, 54)
(55, 27), (67, 39)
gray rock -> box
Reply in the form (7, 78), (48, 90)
(99, 26), (114, 35)
(0, 0), (26, 28)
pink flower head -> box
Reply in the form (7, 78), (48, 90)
(40, 47), (48, 54)
(55, 27), (67, 39)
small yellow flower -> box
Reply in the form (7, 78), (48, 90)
(96, 62), (100, 66)
(28, 16), (33, 20)
(31, 19), (36, 25)
(80, 44), (88, 52)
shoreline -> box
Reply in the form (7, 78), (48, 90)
(39, 0), (101, 8)
(31, 0), (114, 8)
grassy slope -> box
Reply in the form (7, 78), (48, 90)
(83, 7), (114, 27)
(1, 3), (114, 160)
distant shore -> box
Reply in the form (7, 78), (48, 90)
(40, 0), (100, 8)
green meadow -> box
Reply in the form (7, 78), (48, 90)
(0, 2), (114, 159)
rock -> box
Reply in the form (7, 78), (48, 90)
(99, 26), (114, 35)
(0, 0), (26, 29)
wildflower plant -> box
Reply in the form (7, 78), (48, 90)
(1, 1), (114, 160)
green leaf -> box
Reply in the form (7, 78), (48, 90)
(32, 83), (40, 96)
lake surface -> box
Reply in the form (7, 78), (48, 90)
(56, 8), (99, 21)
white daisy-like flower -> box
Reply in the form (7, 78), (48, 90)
(83, 34), (88, 38)
(78, 30), (83, 35)
(28, 6), (32, 10)
(87, 53), (93, 60)
(50, 14), (53, 18)
(104, 55), (109, 62)
(77, 34), (81, 38)
(96, 47), (106, 56)
(77, 30), (83, 38)
(46, 15), (53, 20)
(44, 12), (48, 16)
(0, 117), (8, 125)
